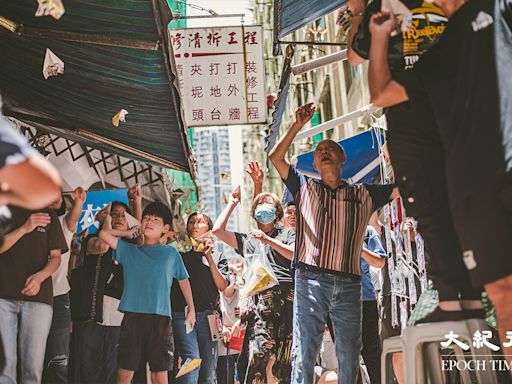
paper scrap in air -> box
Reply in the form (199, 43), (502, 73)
(176, 358), (202, 378)
(43, 49), (64, 79)
(112, 109), (128, 127)
(35, 0), (65, 20)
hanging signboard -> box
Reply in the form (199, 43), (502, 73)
(77, 189), (128, 233)
(169, 25), (267, 126)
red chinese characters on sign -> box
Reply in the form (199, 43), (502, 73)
(244, 31), (257, 45)
(170, 33), (184, 49)
(228, 32), (238, 45)
(189, 32), (202, 48)
(207, 32), (221, 47)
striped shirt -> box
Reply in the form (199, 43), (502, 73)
(284, 166), (393, 277)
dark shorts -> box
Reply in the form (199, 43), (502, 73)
(380, 294), (400, 341)
(117, 312), (173, 372)
(451, 185), (512, 287)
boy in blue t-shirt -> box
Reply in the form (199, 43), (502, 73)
(100, 202), (195, 384)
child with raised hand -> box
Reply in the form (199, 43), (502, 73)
(99, 202), (195, 384)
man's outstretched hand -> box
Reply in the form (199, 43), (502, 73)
(295, 103), (316, 127)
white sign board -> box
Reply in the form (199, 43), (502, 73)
(169, 25), (266, 126)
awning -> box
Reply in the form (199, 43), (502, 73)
(274, 0), (346, 39)
(0, 0), (194, 174)
(294, 129), (384, 184)
(18, 125), (176, 205)
(265, 45), (294, 155)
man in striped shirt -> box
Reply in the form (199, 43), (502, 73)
(269, 103), (398, 384)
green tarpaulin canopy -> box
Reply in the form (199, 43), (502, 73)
(0, 0), (194, 175)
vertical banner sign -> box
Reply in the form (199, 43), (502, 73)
(169, 26), (267, 126)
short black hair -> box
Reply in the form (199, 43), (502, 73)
(111, 201), (132, 216)
(142, 202), (172, 226)
(187, 212), (213, 230)
(285, 201), (295, 208)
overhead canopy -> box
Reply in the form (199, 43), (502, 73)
(294, 129), (384, 184)
(18, 125), (175, 205)
(265, 45), (294, 155)
(0, 0), (194, 174)
(274, 0), (345, 38)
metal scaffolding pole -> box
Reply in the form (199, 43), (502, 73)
(291, 49), (348, 76)
(293, 104), (380, 142)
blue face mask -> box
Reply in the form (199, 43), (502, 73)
(255, 203), (276, 224)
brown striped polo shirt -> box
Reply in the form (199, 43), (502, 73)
(284, 166), (393, 277)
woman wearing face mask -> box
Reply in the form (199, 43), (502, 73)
(212, 188), (295, 384)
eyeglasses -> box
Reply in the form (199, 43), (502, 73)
(111, 213), (126, 219)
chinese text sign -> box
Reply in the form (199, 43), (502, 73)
(169, 25), (267, 126)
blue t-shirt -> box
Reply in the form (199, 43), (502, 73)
(114, 240), (189, 317)
(360, 226), (386, 301)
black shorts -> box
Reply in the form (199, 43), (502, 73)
(451, 185), (512, 287)
(117, 312), (173, 372)
(380, 294), (400, 341)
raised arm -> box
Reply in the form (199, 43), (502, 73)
(268, 104), (315, 180)
(368, 12), (409, 107)
(346, 0), (367, 66)
(212, 187), (240, 251)
(128, 184), (143, 222)
(0, 154), (62, 210)
(246, 161), (264, 199)
(86, 213), (111, 255)
(65, 187), (87, 233)
(0, 213), (51, 254)
(98, 215), (137, 250)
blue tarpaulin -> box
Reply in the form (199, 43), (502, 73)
(265, 46), (293, 155)
(294, 129), (384, 183)
(275, 0), (346, 38)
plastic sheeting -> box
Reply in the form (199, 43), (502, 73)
(0, 0), (193, 173)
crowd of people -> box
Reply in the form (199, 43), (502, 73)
(0, 105), (405, 384)
(1, 0), (512, 383)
